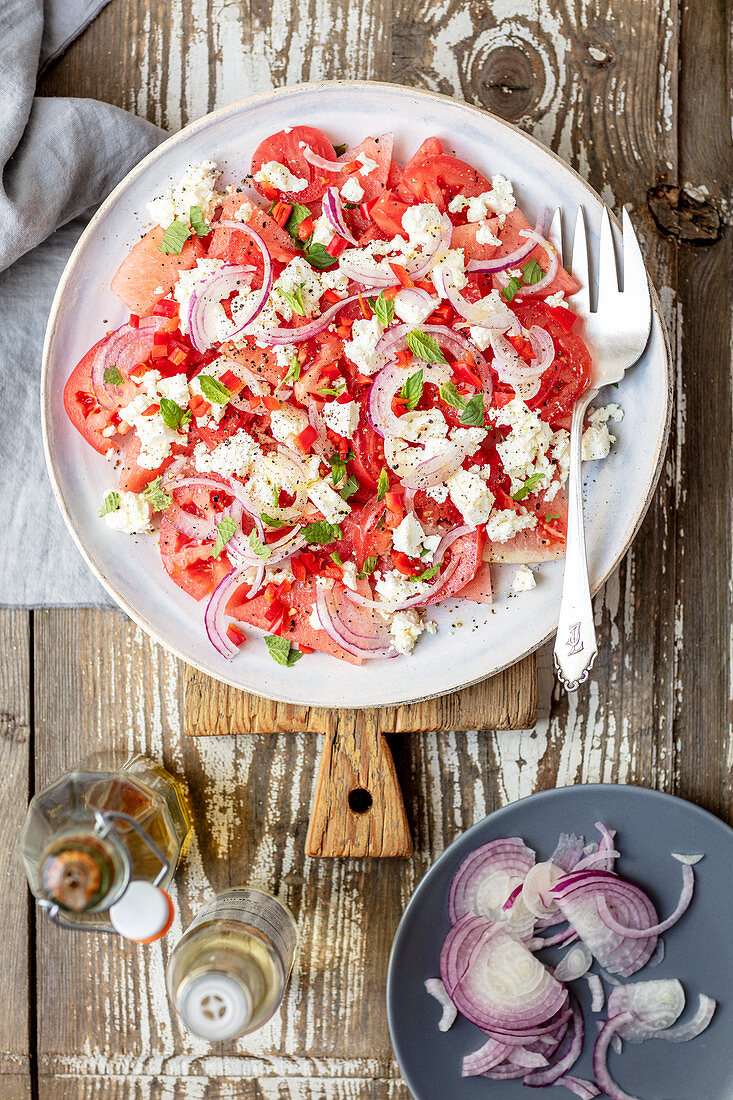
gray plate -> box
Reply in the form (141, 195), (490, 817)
(387, 784), (733, 1099)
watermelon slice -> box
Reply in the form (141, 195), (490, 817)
(208, 193), (297, 267)
(457, 560), (494, 604)
(427, 531), (484, 604)
(457, 209), (579, 299)
(338, 134), (393, 203)
(227, 577), (363, 665)
(111, 227), (205, 314)
(484, 488), (568, 563)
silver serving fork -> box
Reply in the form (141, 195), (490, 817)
(552, 207), (652, 691)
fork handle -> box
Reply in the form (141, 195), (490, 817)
(554, 389), (599, 692)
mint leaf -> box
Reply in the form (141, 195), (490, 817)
(369, 291), (395, 326)
(159, 218), (190, 255)
(405, 329), (448, 364)
(211, 516), (237, 558)
(261, 513), (288, 528)
(328, 452), (347, 486)
(521, 258), (545, 285)
(376, 467), (390, 502)
(512, 471), (545, 501)
(407, 564), (440, 582)
(439, 381), (466, 411)
(501, 275), (523, 303)
(98, 491), (120, 517)
(544, 513), (560, 521)
(189, 205), (211, 237)
(303, 520), (343, 545)
(330, 551), (343, 566)
(459, 393), (485, 427)
(340, 474), (359, 501)
(198, 375), (231, 404)
(303, 240), (335, 269)
(264, 634), (303, 666)
(357, 555), (378, 579)
(248, 529), (272, 561)
(285, 203), (312, 240)
(142, 477), (172, 512)
(103, 366), (124, 386)
(283, 354), (301, 384)
(276, 282), (306, 317)
(400, 368), (424, 412)
(159, 397), (192, 431)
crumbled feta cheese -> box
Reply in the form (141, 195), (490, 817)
(469, 326), (493, 351)
(551, 429), (570, 483)
(274, 343), (298, 369)
(307, 478), (351, 524)
(484, 174), (516, 216)
(590, 403), (624, 425)
(157, 373), (190, 407)
(341, 560), (359, 590)
(512, 565), (536, 593)
(393, 288), (435, 326)
(448, 194), (469, 214)
(582, 422), (613, 461)
(485, 508), (537, 543)
(246, 451), (301, 512)
(342, 316), (385, 375)
(269, 403), (310, 447)
(489, 397), (555, 496)
(253, 160), (308, 193)
(338, 236), (414, 282)
(392, 513), (441, 560)
(310, 214), (334, 247)
(356, 151), (378, 175)
(449, 426), (487, 453)
(374, 569), (430, 612)
(424, 484), (449, 503)
(402, 203), (445, 249)
(148, 161), (220, 228)
(174, 258), (229, 339)
(274, 256), (324, 319)
(341, 176), (364, 202)
(544, 479), (562, 502)
(103, 491), (152, 535)
(390, 609), (427, 655)
(264, 562), (295, 584)
(322, 399), (359, 439)
(431, 249), (467, 298)
(398, 408), (449, 447)
(192, 428), (262, 479)
(545, 290), (565, 308)
(320, 267), (350, 295)
(119, 394), (184, 470)
(447, 467), (494, 527)
(476, 222), (501, 246)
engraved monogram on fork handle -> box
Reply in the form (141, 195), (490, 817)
(554, 389), (599, 691)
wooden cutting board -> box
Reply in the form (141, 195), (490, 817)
(185, 654), (537, 858)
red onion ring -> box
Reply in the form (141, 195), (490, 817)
(368, 361), (451, 439)
(339, 214), (453, 287)
(466, 209), (548, 275)
(342, 556), (459, 613)
(91, 315), (169, 410)
(321, 187), (358, 246)
(301, 144), (356, 172)
(258, 293), (361, 345)
(596, 862), (694, 940)
(306, 396), (334, 459)
(314, 582), (397, 659)
(204, 567), (251, 659)
(514, 228), (560, 297)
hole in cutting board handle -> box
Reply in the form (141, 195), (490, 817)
(348, 788), (373, 814)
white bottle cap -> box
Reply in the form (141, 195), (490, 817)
(109, 881), (174, 943)
(177, 972), (253, 1041)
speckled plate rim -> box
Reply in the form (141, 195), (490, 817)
(386, 784), (733, 1099)
(41, 80), (673, 708)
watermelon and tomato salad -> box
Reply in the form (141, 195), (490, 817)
(63, 127), (610, 667)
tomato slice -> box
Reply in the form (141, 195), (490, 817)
(118, 433), (175, 492)
(512, 301), (592, 426)
(159, 516), (232, 600)
(336, 135), (393, 203)
(208, 192), (297, 268)
(397, 153), (491, 211)
(251, 126), (338, 202)
(63, 340), (118, 454)
(350, 420), (386, 490)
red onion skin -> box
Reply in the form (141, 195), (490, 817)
(592, 1014), (639, 1100)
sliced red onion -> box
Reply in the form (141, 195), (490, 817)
(406, 213), (453, 279)
(257, 292), (361, 345)
(221, 354), (263, 397)
(188, 219), (274, 351)
(527, 325), (555, 371)
(314, 582), (397, 659)
(393, 286), (434, 318)
(466, 209), (548, 275)
(448, 838), (536, 924)
(306, 396), (334, 459)
(424, 978), (457, 1032)
(607, 980), (685, 1043)
(554, 1076), (601, 1098)
(342, 556), (458, 614)
(395, 435), (483, 492)
(513, 227), (560, 297)
(322, 186), (358, 246)
(510, 1048), (549, 1069)
(585, 973), (605, 1013)
(670, 852), (704, 865)
(170, 475), (263, 534)
(596, 862), (694, 940)
(91, 315), (169, 409)
(204, 568), (248, 659)
(551, 833), (588, 873)
(573, 848), (621, 872)
(339, 214), (453, 287)
(522, 998), (585, 1088)
(368, 360), (451, 439)
(553, 943), (593, 982)
(301, 143), (354, 172)
(592, 1014), (638, 1100)
(660, 993), (716, 1042)
(165, 501), (217, 542)
(489, 331), (547, 405)
(523, 861), (563, 918)
(462, 1036), (514, 1076)
(432, 525), (477, 563)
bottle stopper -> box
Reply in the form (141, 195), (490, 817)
(109, 881), (174, 943)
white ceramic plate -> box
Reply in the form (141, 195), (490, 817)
(42, 81), (672, 708)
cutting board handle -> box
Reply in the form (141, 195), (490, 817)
(305, 710), (413, 858)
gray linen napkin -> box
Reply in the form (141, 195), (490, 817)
(0, 0), (165, 607)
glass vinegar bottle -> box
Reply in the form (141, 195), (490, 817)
(166, 887), (298, 1041)
(19, 751), (192, 934)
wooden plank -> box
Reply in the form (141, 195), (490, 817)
(40, 1077), (412, 1099)
(184, 655), (538, 735)
(0, 610), (32, 1089)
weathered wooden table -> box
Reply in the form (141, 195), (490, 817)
(1, 0), (731, 1095)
